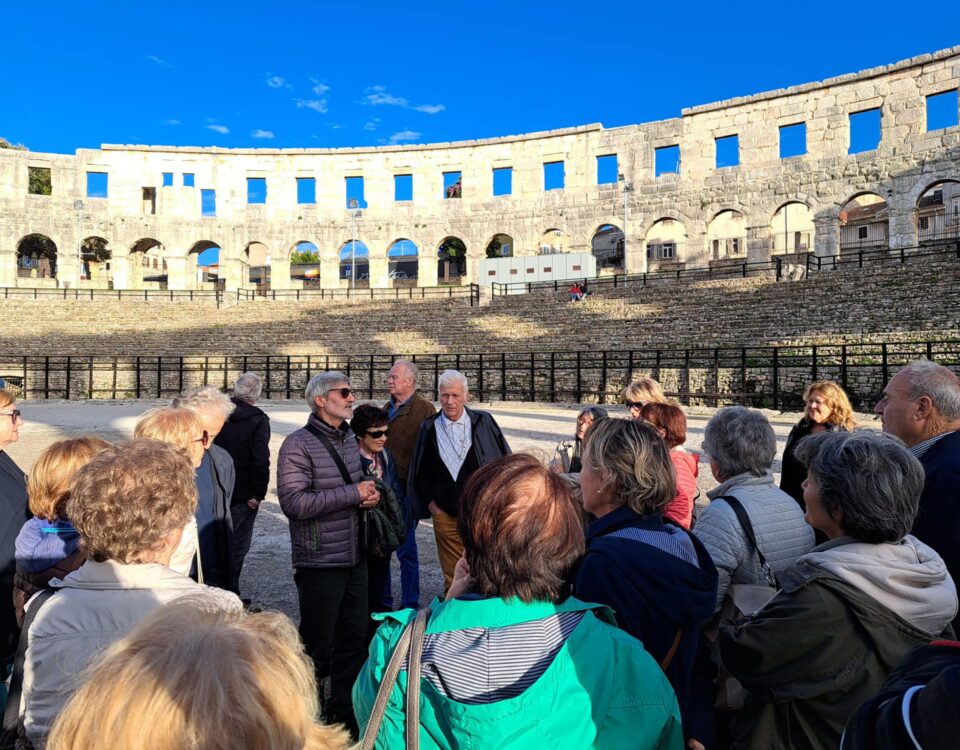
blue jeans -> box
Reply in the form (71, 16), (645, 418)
(382, 518), (420, 609)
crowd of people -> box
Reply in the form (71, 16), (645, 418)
(0, 358), (957, 749)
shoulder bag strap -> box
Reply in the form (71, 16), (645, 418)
(718, 495), (777, 586)
(359, 607), (432, 750)
(304, 422), (353, 486)
(4, 589), (55, 732)
(659, 627), (684, 672)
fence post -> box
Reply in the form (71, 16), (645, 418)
(713, 348), (720, 407)
(549, 352), (556, 403)
(368, 354), (375, 400)
(575, 351), (582, 403)
(529, 352), (535, 401)
(881, 343), (889, 390)
(740, 347), (747, 407)
(65, 356), (72, 400)
(776, 257), (782, 281)
(841, 344), (848, 392)
(478, 353), (485, 402)
(501, 354), (507, 401)
(600, 351), (608, 403)
(811, 345), (818, 382)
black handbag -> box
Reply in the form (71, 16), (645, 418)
(305, 423), (406, 557)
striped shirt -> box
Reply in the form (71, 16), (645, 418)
(402, 611), (585, 704)
(436, 411), (472, 480)
(910, 431), (956, 459)
(608, 524), (699, 567)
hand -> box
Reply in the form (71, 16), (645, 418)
(686, 740), (706, 750)
(247, 498), (261, 510)
(428, 501), (441, 516)
(446, 555), (473, 599)
(358, 481), (380, 508)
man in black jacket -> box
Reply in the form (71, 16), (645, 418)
(215, 372), (271, 594)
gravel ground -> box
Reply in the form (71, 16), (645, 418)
(3, 399), (882, 621)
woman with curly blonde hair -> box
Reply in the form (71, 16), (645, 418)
(780, 380), (857, 512)
(623, 377), (668, 419)
(48, 601), (351, 750)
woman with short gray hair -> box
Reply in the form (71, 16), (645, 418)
(719, 430), (958, 749)
(694, 406), (814, 614)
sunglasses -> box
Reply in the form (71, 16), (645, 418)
(326, 387), (354, 399)
(194, 430), (210, 447)
(366, 429), (390, 439)
(625, 400), (646, 409)
(0, 409), (21, 423)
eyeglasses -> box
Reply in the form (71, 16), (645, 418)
(325, 387), (354, 399)
(625, 400), (646, 410)
(0, 409), (21, 423)
(366, 429), (390, 439)
(194, 430), (209, 447)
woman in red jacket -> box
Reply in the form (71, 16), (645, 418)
(640, 402), (698, 529)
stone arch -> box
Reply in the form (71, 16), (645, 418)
(188, 240), (221, 287)
(915, 179), (960, 245)
(127, 237), (165, 282)
(436, 235), (467, 284)
(644, 218), (688, 263)
(839, 193), (889, 251)
(484, 233), (514, 258)
(387, 238), (419, 285)
(539, 227), (567, 255)
(243, 241), (270, 285)
(590, 223), (625, 271)
(338, 239), (370, 285)
(706, 210), (747, 259)
(770, 202), (814, 254)
(16, 233), (58, 280)
(289, 241), (320, 283)
(81, 236), (111, 282)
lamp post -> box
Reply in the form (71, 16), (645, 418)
(73, 199), (84, 288)
(348, 198), (362, 290)
(617, 174), (633, 268)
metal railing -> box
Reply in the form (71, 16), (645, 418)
(4, 340), (958, 408)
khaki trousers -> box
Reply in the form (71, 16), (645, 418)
(431, 508), (463, 593)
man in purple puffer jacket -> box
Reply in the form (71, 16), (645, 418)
(277, 371), (381, 739)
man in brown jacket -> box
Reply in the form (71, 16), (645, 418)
(383, 359), (435, 609)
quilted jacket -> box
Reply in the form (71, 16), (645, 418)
(693, 471), (815, 613)
(277, 413), (364, 568)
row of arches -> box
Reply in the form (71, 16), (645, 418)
(13, 181), (960, 283)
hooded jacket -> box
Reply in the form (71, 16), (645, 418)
(720, 535), (958, 750)
(0, 451), (29, 662)
(574, 507), (718, 740)
(13, 517), (84, 627)
(214, 397), (270, 504)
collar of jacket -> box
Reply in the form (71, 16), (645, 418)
(706, 469), (776, 500)
(388, 390), (418, 415)
(51, 559), (197, 591)
(308, 412), (351, 437)
(586, 506), (661, 541)
(375, 594), (613, 634)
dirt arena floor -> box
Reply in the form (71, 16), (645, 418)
(3, 399), (881, 621)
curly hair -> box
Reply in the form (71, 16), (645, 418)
(350, 403), (389, 436)
(27, 437), (111, 521)
(66, 439), (198, 564)
(582, 417), (676, 515)
(47, 601), (351, 750)
(803, 380), (856, 431)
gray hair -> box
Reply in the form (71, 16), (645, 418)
(578, 406), (608, 423)
(172, 386), (235, 419)
(900, 359), (960, 420)
(702, 406), (776, 479)
(304, 371), (349, 411)
(393, 359), (419, 383)
(438, 369), (469, 394)
(233, 372), (263, 402)
(582, 417), (675, 515)
(795, 430), (923, 543)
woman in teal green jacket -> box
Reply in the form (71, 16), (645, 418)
(353, 453), (683, 750)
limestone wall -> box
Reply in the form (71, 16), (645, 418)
(1, 47), (959, 290)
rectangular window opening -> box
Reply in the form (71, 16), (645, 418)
(779, 123), (807, 158)
(544, 161), (565, 191)
(201, 189), (217, 217)
(345, 176), (367, 208)
(297, 177), (316, 204)
(715, 135), (739, 168)
(443, 171), (461, 199)
(183, 173), (195, 187)
(492, 167), (512, 196)
(162, 172), (173, 187)
(597, 154), (618, 184)
(927, 89), (959, 131)
(141, 187), (156, 215)
(857, 225), (869, 240)
(86, 172), (108, 199)
(28, 166), (52, 195)
(394, 174), (413, 202)
(655, 145), (680, 177)
(849, 108), (881, 154)
(247, 177), (267, 204)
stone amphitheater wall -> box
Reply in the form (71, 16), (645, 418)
(2, 48), (959, 292)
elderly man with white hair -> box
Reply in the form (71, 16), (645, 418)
(876, 358), (960, 629)
(172, 385), (237, 592)
(408, 369), (511, 592)
(214, 372), (271, 596)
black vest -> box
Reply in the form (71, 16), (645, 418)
(416, 426), (481, 517)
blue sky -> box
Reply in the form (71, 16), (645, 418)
(1, 2), (958, 155)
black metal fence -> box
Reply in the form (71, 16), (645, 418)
(4, 340), (958, 409)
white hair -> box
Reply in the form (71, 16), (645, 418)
(392, 359), (419, 383)
(233, 372), (263, 402)
(900, 359), (960, 420)
(438, 369), (468, 394)
(173, 386), (235, 419)
(304, 371), (349, 412)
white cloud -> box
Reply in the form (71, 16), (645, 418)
(363, 85), (444, 115)
(145, 55), (168, 66)
(266, 75), (290, 89)
(295, 98), (329, 114)
(207, 124), (230, 134)
(310, 79), (330, 96)
(252, 129), (275, 139)
(162, 118), (181, 126)
(364, 118), (381, 132)
(386, 130), (421, 145)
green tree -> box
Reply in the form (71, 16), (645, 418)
(0, 136), (27, 150)
(29, 167), (52, 196)
(290, 250), (320, 264)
